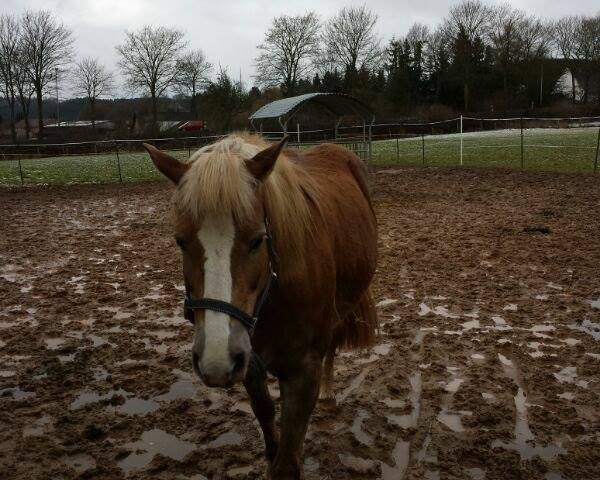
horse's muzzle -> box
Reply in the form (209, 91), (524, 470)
(192, 350), (248, 388)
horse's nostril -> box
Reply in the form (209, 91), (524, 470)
(230, 352), (246, 379)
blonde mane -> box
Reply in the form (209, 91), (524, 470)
(175, 133), (318, 257)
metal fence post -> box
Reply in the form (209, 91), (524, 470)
(368, 122), (372, 163)
(115, 142), (123, 183)
(18, 159), (23, 185)
(422, 135), (425, 166)
(395, 137), (399, 163)
(459, 115), (463, 166)
(520, 116), (524, 170)
(594, 127), (600, 174)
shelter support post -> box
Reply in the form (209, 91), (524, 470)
(334, 118), (342, 141)
(278, 117), (288, 138)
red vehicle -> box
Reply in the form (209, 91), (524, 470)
(178, 120), (206, 132)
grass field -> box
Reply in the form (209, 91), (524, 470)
(371, 127), (600, 172)
(0, 127), (598, 185)
(0, 149), (189, 186)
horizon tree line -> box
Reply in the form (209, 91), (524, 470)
(0, 10), (214, 140)
(253, 2), (600, 115)
(1, 2), (599, 141)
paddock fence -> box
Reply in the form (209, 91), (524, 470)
(1, 115), (599, 186)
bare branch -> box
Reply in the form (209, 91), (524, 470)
(175, 49), (212, 97)
(322, 6), (382, 77)
(71, 57), (114, 126)
(72, 57), (114, 99)
(116, 25), (187, 129)
(20, 9), (74, 137)
(444, 0), (491, 41)
(253, 12), (321, 95)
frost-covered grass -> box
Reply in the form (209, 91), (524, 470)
(372, 127), (600, 172)
(0, 149), (189, 186)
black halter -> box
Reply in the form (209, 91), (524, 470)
(183, 218), (278, 333)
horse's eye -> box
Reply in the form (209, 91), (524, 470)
(250, 236), (264, 252)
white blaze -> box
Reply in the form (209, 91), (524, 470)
(197, 213), (235, 373)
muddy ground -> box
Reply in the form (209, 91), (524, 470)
(0, 166), (599, 480)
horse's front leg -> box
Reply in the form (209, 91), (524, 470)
(270, 353), (322, 480)
(244, 355), (279, 463)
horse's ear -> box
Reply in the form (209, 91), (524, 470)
(245, 136), (289, 181)
(143, 143), (189, 185)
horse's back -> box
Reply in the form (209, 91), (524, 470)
(291, 143), (377, 313)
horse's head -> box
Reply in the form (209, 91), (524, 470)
(144, 136), (287, 387)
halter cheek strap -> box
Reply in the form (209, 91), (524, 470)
(183, 217), (278, 334)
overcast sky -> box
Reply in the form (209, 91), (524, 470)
(4, 0), (599, 96)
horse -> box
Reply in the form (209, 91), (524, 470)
(143, 133), (378, 479)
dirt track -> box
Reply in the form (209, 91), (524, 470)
(1, 167), (599, 480)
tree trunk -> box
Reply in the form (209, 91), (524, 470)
(90, 97), (96, 129)
(8, 96), (17, 144)
(503, 69), (509, 107)
(191, 85), (197, 119)
(435, 75), (442, 102)
(151, 93), (158, 135)
(21, 97), (31, 140)
(36, 87), (43, 140)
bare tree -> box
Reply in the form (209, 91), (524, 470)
(175, 50), (212, 118)
(517, 16), (550, 62)
(253, 12), (321, 96)
(443, 0), (491, 110)
(14, 53), (35, 140)
(20, 10), (73, 139)
(72, 57), (114, 128)
(444, 0), (491, 41)
(576, 15), (600, 103)
(553, 16), (580, 102)
(0, 14), (20, 143)
(406, 23), (430, 52)
(116, 25), (186, 131)
(322, 6), (382, 88)
(488, 4), (525, 101)
(552, 15), (600, 103)
(424, 26), (451, 102)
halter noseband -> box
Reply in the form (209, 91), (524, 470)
(183, 217), (278, 333)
